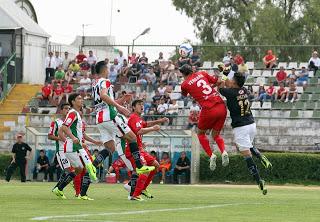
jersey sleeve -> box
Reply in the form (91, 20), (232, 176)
(128, 116), (141, 134)
(63, 112), (77, 127)
(48, 121), (56, 136)
(100, 79), (111, 90)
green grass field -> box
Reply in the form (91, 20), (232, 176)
(0, 181), (320, 222)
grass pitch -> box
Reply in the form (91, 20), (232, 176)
(0, 181), (319, 222)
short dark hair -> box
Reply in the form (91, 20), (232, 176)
(68, 93), (80, 107)
(93, 149), (99, 153)
(60, 103), (70, 110)
(95, 61), (107, 74)
(233, 72), (245, 88)
(179, 64), (193, 76)
(39, 149), (45, 153)
(132, 99), (144, 108)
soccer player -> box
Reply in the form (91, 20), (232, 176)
(108, 157), (132, 183)
(125, 99), (168, 201)
(91, 61), (154, 175)
(180, 64), (229, 171)
(219, 72), (272, 195)
(52, 93), (97, 199)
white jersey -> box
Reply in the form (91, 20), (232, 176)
(48, 118), (64, 152)
(63, 109), (83, 152)
(92, 77), (118, 124)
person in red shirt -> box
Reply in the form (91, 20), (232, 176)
(259, 83), (275, 106)
(39, 82), (52, 101)
(76, 50), (87, 64)
(62, 80), (73, 102)
(276, 82), (287, 102)
(180, 64), (229, 171)
(187, 110), (199, 129)
(263, 50), (277, 69)
(52, 82), (64, 106)
(275, 66), (287, 85)
(125, 99), (168, 201)
(108, 157), (131, 183)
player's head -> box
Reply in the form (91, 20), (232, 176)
(68, 93), (83, 108)
(60, 103), (70, 116)
(179, 64), (193, 76)
(95, 61), (108, 77)
(150, 150), (157, 157)
(132, 99), (144, 115)
(232, 72), (245, 88)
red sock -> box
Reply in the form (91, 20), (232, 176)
(133, 174), (148, 197)
(73, 170), (85, 196)
(143, 170), (156, 190)
(214, 135), (225, 153)
(197, 134), (213, 157)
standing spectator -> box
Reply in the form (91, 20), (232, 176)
(308, 51), (320, 74)
(119, 59), (130, 78)
(5, 134), (32, 182)
(76, 50), (87, 64)
(296, 66), (309, 89)
(87, 50), (97, 74)
(45, 52), (56, 82)
(191, 51), (201, 67)
(287, 68), (297, 85)
(157, 98), (168, 117)
(263, 50), (277, 69)
(117, 50), (125, 66)
(68, 60), (80, 76)
(158, 52), (164, 61)
(54, 51), (63, 68)
(159, 152), (171, 184)
(167, 99), (179, 125)
(275, 66), (287, 86)
(33, 149), (49, 182)
(285, 83), (298, 103)
(275, 82), (287, 102)
(54, 65), (65, 83)
(80, 58), (91, 71)
(173, 151), (190, 184)
(77, 72), (92, 93)
(62, 51), (71, 71)
(62, 80), (73, 102)
(222, 50), (232, 65)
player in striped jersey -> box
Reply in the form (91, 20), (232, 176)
(91, 61), (154, 175)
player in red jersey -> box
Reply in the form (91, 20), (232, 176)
(108, 157), (132, 183)
(180, 64), (229, 171)
(125, 99), (168, 201)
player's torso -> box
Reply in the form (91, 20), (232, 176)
(128, 114), (145, 149)
(67, 109), (83, 141)
(55, 118), (64, 151)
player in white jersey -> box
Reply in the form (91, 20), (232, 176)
(91, 61), (154, 175)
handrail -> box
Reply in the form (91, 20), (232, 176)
(0, 52), (17, 103)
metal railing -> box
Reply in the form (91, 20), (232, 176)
(0, 52), (17, 103)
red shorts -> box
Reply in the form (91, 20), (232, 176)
(198, 103), (227, 131)
(125, 149), (156, 169)
(112, 158), (126, 169)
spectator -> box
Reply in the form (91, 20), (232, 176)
(139, 52), (148, 65)
(87, 50), (97, 71)
(77, 72), (92, 94)
(168, 70), (178, 89)
(173, 151), (190, 184)
(54, 65), (65, 83)
(258, 85), (266, 105)
(68, 60), (80, 76)
(158, 83), (167, 96)
(128, 62), (142, 83)
(38, 81), (52, 102)
(76, 50), (87, 64)
(104, 58), (110, 66)
(259, 83), (275, 105)
(119, 59), (130, 77)
(263, 50), (277, 69)
(33, 149), (49, 182)
(285, 83), (298, 103)
(158, 52), (164, 61)
(162, 91), (171, 104)
(238, 60), (249, 76)
(62, 80), (73, 102)
(167, 99), (179, 126)
(153, 60), (162, 79)
(62, 51), (71, 71)
(159, 152), (171, 184)
(152, 91), (161, 103)
(191, 51), (201, 67)
(54, 51), (63, 68)
(308, 51), (320, 73)
(275, 66), (287, 86)
(287, 68), (297, 85)
(45, 52), (56, 82)
(113, 58), (122, 74)
(229, 57), (238, 72)
(296, 66), (309, 89)
(189, 100), (200, 112)
(80, 58), (91, 71)
(52, 82), (64, 106)
(117, 50), (126, 66)
(137, 69), (149, 91)
(109, 65), (118, 84)
(5, 134), (32, 182)
(64, 68), (74, 83)
(146, 67), (157, 90)
(223, 50), (232, 65)
(129, 52), (139, 64)
(157, 98), (168, 117)
(275, 82), (287, 102)
(150, 150), (158, 161)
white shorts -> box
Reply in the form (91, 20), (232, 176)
(56, 151), (71, 170)
(97, 115), (131, 144)
(233, 123), (256, 151)
(64, 152), (85, 168)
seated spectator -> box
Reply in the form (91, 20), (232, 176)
(38, 81), (52, 102)
(263, 50), (277, 69)
(189, 100), (200, 112)
(157, 98), (168, 118)
(108, 157), (131, 183)
(167, 99), (179, 126)
(146, 67), (157, 90)
(257, 85), (266, 106)
(137, 70), (148, 91)
(159, 152), (171, 184)
(296, 66), (309, 89)
(104, 58), (110, 66)
(139, 52), (148, 70)
(129, 52), (139, 64)
(162, 91), (171, 104)
(76, 50), (87, 64)
(153, 61), (162, 79)
(275, 66), (287, 86)
(275, 82), (287, 102)
(128, 63), (142, 83)
(54, 65), (65, 83)
(119, 59), (130, 77)
(285, 83), (298, 103)
(109, 65), (118, 84)
(62, 80), (73, 102)
(52, 82), (64, 106)
(287, 68), (297, 85)
(163, 60), (176, 83)
(308, 51), (320, 74)
(158, 83), (167, 96)
(68, 60), (80, 76)
(173, 151), (190, 184)
(168, 71), (178, 89)
(152, 91), (162, 103)
(77, 72), (92, 93)
(64, 68), (74, 83)
(191, 51), (201, 67)
(222, 50), (232, 65)
(33, 149), (49, 182)
(79, 58), (91, 71)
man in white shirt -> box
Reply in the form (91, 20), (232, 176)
(87, 50), (97, 74)
(308, 51), (320, 73)
(222, 51), (232, 65)
(62, 51), (71, 71)
(113, 58), (122, 74)
(157, 98), (168, 117)
(190, 101), (200, 112)
(45, 52), (57, 82)
(167, 99), (179, 125)
(54, 51), (63, 68)
(77, 72), (92, 93)
(117, 50), (126, 66)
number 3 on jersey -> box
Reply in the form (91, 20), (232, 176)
(197, 79), (212, 95)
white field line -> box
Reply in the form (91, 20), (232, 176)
(31, 203), (262, 221)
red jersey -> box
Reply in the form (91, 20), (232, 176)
(63, 84), (73, 93)
(277, 87), (286, 95)
(127, 113), (147, 150)
(76, 54), (87, 64)
(266, 86), (275, 95)
(276, 70), (287, 82)
(42, 85), (52, 97)
(181, 71), (224, 109)
(53, 84), (63, 96)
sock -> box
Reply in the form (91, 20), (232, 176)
(244, 156), (261, 185)
(197, 134), (213, 157)
(214, 135), (225, 154)
(80, 172), (91, 196)
(114, 167), (120, 181)
(58, 172), (76, 191)
(54, 171), (67, 189)
(129, 142), (143, 169)
(250, 147), (262, 160)
(143, 170), (156, 190)
(73, 170), (85, 196)
(93, 149), (109, 167)
(133, 174), (148, 197)
(130, 173), (138, 197)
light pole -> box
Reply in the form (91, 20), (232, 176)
(132, 27), (151, 54)
(82, 24), (92, 49)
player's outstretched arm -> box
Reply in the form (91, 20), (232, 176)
(83, 132), (103, 146)
(146, 117), (169, 127)
(137, 125), (161, 135)
(100, 88), (130, 116)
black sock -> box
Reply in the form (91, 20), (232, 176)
(244, 156), (261, 185)
(54, 171), (67, 189)
(130, 173), (138, 197)
(93, 149), (110, 167)
(58, 172), (76, 191)
(80, 172), (91, 196)
(250, 147), (262, 160)
(129, 142), (142, 169)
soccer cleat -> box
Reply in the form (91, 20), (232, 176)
(209, 153), (217, 171)
(86, 163), (97, 181)
(79, 195), (94, 201)
(261, 155), (273, 169)
(160, 180), (164, 184)
(52, 187), (67, 200)
(259, 179), (268, 195)
(130, 196), (145, 201)
(141, 189), (154, 199)
(124, 183), (131, 192)
(221, 151), (229, 167)
(136, 165), (155, 175)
